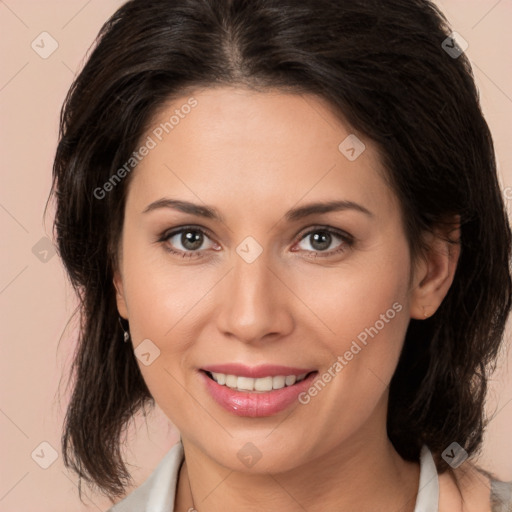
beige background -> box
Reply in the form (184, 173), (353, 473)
(1, 0), (511, 510)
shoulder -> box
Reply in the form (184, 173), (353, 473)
(438, 460), (512, 512)
(475, 465), (512, 512)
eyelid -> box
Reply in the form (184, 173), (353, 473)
(158, 224), (216, 243)
(295, 224), (354, 244)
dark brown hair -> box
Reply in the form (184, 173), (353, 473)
(50, 0), (512, 501)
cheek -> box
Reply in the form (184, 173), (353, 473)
(291, 266), (411, 444)
(120, 245), (210, 420)
(290, 238), (411, 347)
(290, 239), (412, 410)
(120, 226), (213, 344)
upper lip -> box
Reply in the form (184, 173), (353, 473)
(201, 363), (316, 379)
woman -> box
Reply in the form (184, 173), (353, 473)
(50, 0), (512, 510)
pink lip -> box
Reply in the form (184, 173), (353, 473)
(199, 369), (318, 417)
(201, 363), (315, 378)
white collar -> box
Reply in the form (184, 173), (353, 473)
(108, 441), (439, 511)
(414, 445), (440, 511)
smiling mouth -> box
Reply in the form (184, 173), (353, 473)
(203, 370), (317, 393)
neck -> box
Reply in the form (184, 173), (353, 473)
(174, 431), (420, 512)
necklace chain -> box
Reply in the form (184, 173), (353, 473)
(186, 460), (196, 511)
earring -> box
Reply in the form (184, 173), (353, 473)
(422, 305), (430, 318)
(118, 316), (130, 343)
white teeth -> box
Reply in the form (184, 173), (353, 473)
(225, 374), (238, 388)
(237, 376), (254, 391)
(271, 376), (285, 390)
(213, 372), (226, 385)
(209, 372), (309, 392)
(285, 375), (296, 386)
(256, 376), (274, 391)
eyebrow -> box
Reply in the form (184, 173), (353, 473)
(142, 198), (373, 222)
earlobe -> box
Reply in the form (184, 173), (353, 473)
(410, 220), (461, 320)
(113, 268), (129, 319)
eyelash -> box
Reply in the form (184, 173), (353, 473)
(157, 225), (354, 260)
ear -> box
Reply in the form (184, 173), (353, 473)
(113, 267), (129, 320)
(409, 217), (461, 320)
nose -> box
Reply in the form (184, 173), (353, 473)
(215, 248), (294, 344)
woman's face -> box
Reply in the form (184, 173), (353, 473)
(114, 86), (424, 473)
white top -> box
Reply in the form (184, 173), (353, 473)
(107, 441), (440, 511)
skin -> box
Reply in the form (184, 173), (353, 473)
(113, 86), (462, 511)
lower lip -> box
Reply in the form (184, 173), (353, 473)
(200, 371), (318, 417)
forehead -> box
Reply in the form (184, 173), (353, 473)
(126, 86), (397, 220)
